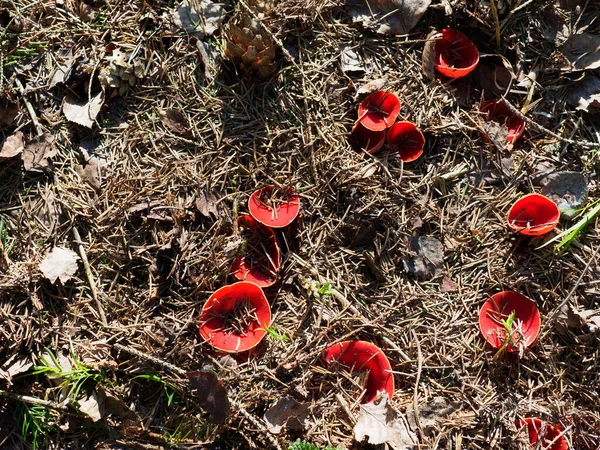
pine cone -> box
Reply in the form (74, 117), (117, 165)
(224, 15), (278, 80)
(98, 48), (145, 97)
(244, 0), (276, 16)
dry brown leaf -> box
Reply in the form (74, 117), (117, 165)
(39, 247), (80, 284)
(63, 91), (104, 128)
(195, 191), (223, 218)
(356, 78), (387, 96)
(79, 391), (104, 422)
(540, 171), (588, 219)
(172, 0), (225, 37)
(560, 33), (600, 72)
(347, 0), (431, 35)
(74, 144), (109, 191)
(160, 108), (191, 136)
(406, 396), (461, 436)
(264, 396), (310, 434)
(481, 120), (510, 152)
(0, 91), (19, 127)
(403, 236), (444, 280)
(354, 394), (416, 449)
(22, 133), (57, 172)
(568, 74), (600, 111)
(0, 131), (24, 161)
(187, 370), (230, 424)
(421, 30), (439, 80)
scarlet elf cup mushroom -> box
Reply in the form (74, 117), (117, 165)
(348, 121), (386, 154)
(386, 121), (425, 162)
(515, 418), (568, 450)
(248, 185), (301, 228)
(231, 214), (281, 287)
(199, 281), (271, 353)
(478, 291), (541, 354)
(433, 29), (479, 78)
(321, 341), (394, 404)
(507, 193), (560, 236)
(357, 90), (401, 131)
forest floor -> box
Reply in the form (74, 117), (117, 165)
(1, 0), (600, 448)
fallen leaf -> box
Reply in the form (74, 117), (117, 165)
(560, 33), (600, 72)
(0, 131), (24, 161)
(79, 391), (104, 422)
(195, 191), (223, 218)
(563, 305), (600, 334)
(354, 394), (416, 449)
(340, 45), (368, 73)
(49, 49), (75, 88)
(539, 6), (570, 43)
(540, 171), (588, 219)
(187, 370), (230, 424)
(347, 0), (431, 35)
(403, 236), (444, 280)
(474, 54), (515, 98)
(481, 120), (510, 152)
(78, 2), (97, 21)
(172, 0), (225, 38)
(406, 396), (460, 436)
(127, 201), (174, 222)
(0, 91), (19, 127)
(63, 90), (105, 128)
(22, 134), (57, 172)
(264, 396), (310, 434)
(567, 74), (600, 111)
(440, 276), (457, 292)
(356, 78), (387, 96)
(74, 142), (109, 191)
(160, 108), (191, 136)
(39, 247), (80, 284)
(0, 356), (33, 385)
(421, 30), (439, 80)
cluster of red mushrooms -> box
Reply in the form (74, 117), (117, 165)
(196, 29), (570, 448)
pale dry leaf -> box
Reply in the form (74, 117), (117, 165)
(264, 396), (310, 434)
(540, 171), (588, 219)
(0, 131), (24, 161)
(406, 396), (461, 436)
(39, 247), (80, 284)
(172, 0), (225, 38)
(356, 78), (387, 96)
(49, 49), (74, 88)
(340, 45), (368, 73)
(403, 236), (444, 280)
(347, 0), (431, 35)
(187, 370), (230, 424)
(567, 74), (600, 112)
(354, 394), (416, 449)
(560, 33), (600, 72)
(79, 391), (104, 422)
(0, 356), (33, 385)
(195, 191), (223, 218)
(74, 144), (109, 191)
(22, 133), (57, 172)
(63, 90), (104, 128)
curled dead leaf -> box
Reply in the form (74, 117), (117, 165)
(63, 91), (105, 128)
(22, 133), (57, 172)
(347, 0), (431, 35)
(187, 369), (230, 424)
(0, 131), (24, 161)
(264, 396), (310, 434)
(160, 108), (191, 136)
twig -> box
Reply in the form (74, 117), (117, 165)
(72, 227), (108, 326)
(0, 389), (69, 411)
(500, 99), (598, 149)
(411, 329), (425, 443)
(112, 343), (283, 450)
(14, 78), (43, 137)
(489, 0), (501, 49)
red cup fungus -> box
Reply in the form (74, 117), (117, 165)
(479, 291), (541, 353)
(248, 186), (300, 229)
(322, 341), (394, 404)
(349, 121), (386, 154)
(516, 418), (568, 450)
(199, 281), (271, 353)
(386, 121), (425, 162)
(357, 90), (401, 131)
(231, 215), (281, 287)
(480, 100), (526, 144)
(507, 193), (560, 236)
(434, 29), (479, 78)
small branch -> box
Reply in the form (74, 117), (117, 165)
(489, 0), (501, 49)
(14, 78), (43, 137)
(500, 99), (599, 149)
(72, 227), (108, 326)
(0, 389), (69, 411)
(411, 329), (425, 443)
